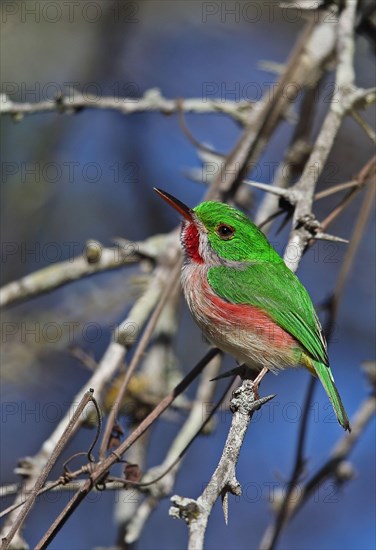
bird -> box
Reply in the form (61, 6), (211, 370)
(154, 188), (350, 431)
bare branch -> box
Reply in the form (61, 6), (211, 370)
(255, 76), (321, 228)
(315, 180), (358, 200)
(99, 261), (181, 460)
(284, 0), (368, 270)
(0, 266), (169, 545)
(330, 176), (376, 317)
(204, 12), (339, 201)
(0, 88), (254, 125)
(0, 234), (170, 308)
(260, 101), (375, 550)
(34, 349), (220, 548)
(1, 391), (95, 549)
(301, 380), (376, 506)
(122, 353), (224, 545)
(170, 378), (275, 549)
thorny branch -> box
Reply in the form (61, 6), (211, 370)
(170, 382), (275, 550)
(283, 0), (374, 270)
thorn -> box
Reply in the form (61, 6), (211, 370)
(221, 490), (229, 525)
(258, 60), (285, 75)
(252, 394), (276, 411)
(314, 232), (349, 243)
(210, 366), (245, 382)
(244, 179), (290, 198)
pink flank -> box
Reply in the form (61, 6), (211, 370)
(205, 283), (296, 350)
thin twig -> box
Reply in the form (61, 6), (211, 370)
(331, 177), (376, 317)
(122, 353), (226, 545)
(314, 180), (358, 200)
(0, 466), (89, 520)
(34, 348), (220, 548)
(99, 261), (181, 460)
(262, 368), (375, 545)
(350, 108), (376, 144)
(320, 155), (375, 231)
(295, 388), (376, 515)
(258, 378), (315, 550)
(1, 390), (95, 549)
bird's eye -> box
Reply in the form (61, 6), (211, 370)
(216, 224), (235, 240)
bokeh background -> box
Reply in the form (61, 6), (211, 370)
(1, 1), (375, 549)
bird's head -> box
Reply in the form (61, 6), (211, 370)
(154, 188), (281, 266)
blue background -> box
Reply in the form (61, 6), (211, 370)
(1, 1), (375, 549)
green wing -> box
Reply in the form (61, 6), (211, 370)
(207, 263), (328, 366)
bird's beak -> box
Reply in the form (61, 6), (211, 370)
(154, 188), (194, 222)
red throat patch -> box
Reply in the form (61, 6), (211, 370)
(182, 223), (204, 263)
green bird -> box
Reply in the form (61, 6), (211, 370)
(154, 188), (350, 431)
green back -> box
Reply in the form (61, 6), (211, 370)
(193, 202), (328, 366)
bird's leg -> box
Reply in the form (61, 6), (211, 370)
(251, 367), (269, 400)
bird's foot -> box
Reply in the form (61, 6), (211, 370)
(296, 212), (321, 233)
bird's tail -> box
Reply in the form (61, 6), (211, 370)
(310, 359), (351, 432)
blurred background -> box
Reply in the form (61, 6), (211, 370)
(1, 1), (375, 549)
